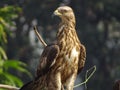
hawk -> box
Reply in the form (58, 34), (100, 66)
(20, 6), (86, 90)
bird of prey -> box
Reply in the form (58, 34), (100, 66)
(20, 6), (86, 90)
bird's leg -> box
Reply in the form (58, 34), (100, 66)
(65, 74), (77, 90)
(49, 72), (63, 90)
(61, 84), (65, 90)
(55, 73), (64, 90)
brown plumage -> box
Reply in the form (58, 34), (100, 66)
(20, 6), (86, 90)
(113, 80), (120, 90)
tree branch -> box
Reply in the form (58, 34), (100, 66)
(74, 65), (96, 89)
(33, 26), (47, 47)
(0, 84), (19, 90)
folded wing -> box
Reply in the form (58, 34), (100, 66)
(36, 44), (60, 77)
(78, 44), (86, 74)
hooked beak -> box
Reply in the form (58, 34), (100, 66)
(52, 9), (61, 17)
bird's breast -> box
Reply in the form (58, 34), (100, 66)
(60, 47), (79, 83)
(64, 47), (79, 63)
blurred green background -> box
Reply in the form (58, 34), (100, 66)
(0, 0), (120, 90)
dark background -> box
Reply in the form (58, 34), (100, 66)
(1, 0), (120, 90)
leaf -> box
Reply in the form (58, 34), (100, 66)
(3, 60), (32, 78)
(0, 24), (7, 43)
(0, 6), (22, 19)
(0, 17), (7, 26)
(0, 59), (4, 73)
(1, 72), (23, 87)
(0, 46), (7, 60)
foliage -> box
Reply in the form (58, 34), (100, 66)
(0, 5), (31, 87)
(0, 6), (21, 44)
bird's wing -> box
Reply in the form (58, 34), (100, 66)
(78, 44), (86, 74)
(20, 44), (60, 90)
(36, 44), (60, 77)
(20, 81), (33, 90)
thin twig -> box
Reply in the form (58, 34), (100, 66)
(33, 26), (47, 47)
(85, 68), (88, 90)
(74, 65), (96, 88)
(0, 84), (19, 90)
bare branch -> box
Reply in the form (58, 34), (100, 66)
(0, 84), (19, 90)
(74, 65), (96, 89)
(33, 26), (47, 47)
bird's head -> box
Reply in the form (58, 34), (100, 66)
(53, 6), (75, 25)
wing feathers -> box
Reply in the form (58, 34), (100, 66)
(78, 44), (86, 74)
(36, 44), (59, 77)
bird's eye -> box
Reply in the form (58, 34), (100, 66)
(62, 9), (67, 12)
